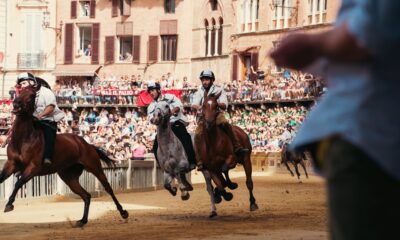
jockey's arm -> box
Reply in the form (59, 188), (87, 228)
(169, 94), (183, 115)
(38, 104), (55, 120)
(217, 89), (229, 111)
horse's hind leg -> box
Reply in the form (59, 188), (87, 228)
(223, 171), (238, 190)
(3, 166), (39, 212)
(163, 172), (177, 196)
(242, 154), (258, 211)
(202, 170), (217, 218)
(300, 160), (309, 179)
(58, 165), (91, 227)
(90, 168), (128, 220)
(211, 172), (233, 202)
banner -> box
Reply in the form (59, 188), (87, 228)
(93, 89), (135, 96)
(137, 90), (183, 107)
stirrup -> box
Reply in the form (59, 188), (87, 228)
(43, 158), (52, 166)
(197, 162), (204, 171)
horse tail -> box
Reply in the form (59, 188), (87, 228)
(95, 147), (116, 167)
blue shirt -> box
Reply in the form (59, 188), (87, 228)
(291, 0), (400, 181)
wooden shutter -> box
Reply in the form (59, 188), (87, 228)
(122, 0), (131, 16)
(112, 0), (118, 17)
(71, 1), (77, 19)
(218, 27), (223, 55)
(148, 36), (158, 62)
(105, 36), (115, 64)
(91, 23), (100, 64)
(90, 0), (96, 18)
(251, 52), (259, 80)
(64, 23), (74, 64)
(231, 54), (238, 81)
(133, 36), (140, 63)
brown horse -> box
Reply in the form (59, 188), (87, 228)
(198, 93), (258, 217)
(281, 143), (309, 180)
(0, 87), (128, 227)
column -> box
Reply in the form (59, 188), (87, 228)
(312, 0), (317, 24)
(214, 25), (220, 56)
(251, 0), (257, 31)
(283, 1), (289, 28)
(319, 0), (324, 23)
(207, 26), (212, 57)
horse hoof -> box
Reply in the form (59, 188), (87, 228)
(4, 204), (14, 213)
(181, 192), (190, 201)
(250, 203), (259, 211)
(227, 182), (238, 190)
(222, 192), (233, 201)
(182, 184), (193, 191)
(75, 220), (87, 228)
(214, 195), (222, 204)
(120, 210), (129, 219)
(209, 211), (218, 218)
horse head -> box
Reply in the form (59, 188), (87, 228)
(150, 101), (171, 127)
(202, 92), (221, 130)
(12, 87), (36, 116)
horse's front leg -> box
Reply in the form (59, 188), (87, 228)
(294, 162), (301, 180)
(211, 172), (233, 202)
(202, 170), (217, 218)
(223, 171), (238, 190)
(163, 172), (177, 196)
(176, 174), (190, 201)
(4, 164), (39, 212)
(0, 161), (16, 183)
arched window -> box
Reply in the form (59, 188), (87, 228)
(204, 19), (209, 56)
(211, 18), (216, 56)
(210, 0), (218, 11)
(218, 17), (223, 55)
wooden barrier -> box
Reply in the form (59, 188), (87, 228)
(0, 157), (177, 201)
(251, 151), (282, 171)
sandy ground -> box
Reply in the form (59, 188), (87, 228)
(0, 173), (328, 240)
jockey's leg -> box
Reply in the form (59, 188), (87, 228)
(171, 121), (196, 170)
(152, 137), (160, 167)
(194, 124), (204, 171)
(216, 113), (249, 155)
(39, 120), (57, 165)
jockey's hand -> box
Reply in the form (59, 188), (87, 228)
(172, 107), (180, 116)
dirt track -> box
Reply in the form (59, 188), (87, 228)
(0, 173), (328, 240)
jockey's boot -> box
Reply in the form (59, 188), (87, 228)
(220, 123), (249, 155)
(43, 158), (52, 166)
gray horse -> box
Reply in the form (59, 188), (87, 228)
(149, 101), (193, 200)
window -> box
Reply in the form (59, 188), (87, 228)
(210, 0), (218, 11)
(324, 0), (327, 11)
(316, 0), (320, 11)
(204, 19), (209, 56)
(77, 26), (92, 57)
(256, 0), (259, 19)
(161, 35), (177, 61)
(165, 0), (175, 14)
(79, 1), (90, 17)
(24, 13), (42, 53)
(119, 37), (133, 62)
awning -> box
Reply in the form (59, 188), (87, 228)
(52, 65), (102, 77)
(233, 45), (260, 53)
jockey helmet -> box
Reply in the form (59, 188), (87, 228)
(147, 81), (161, 93)
(17, 72), (37, 86)
(199, 70), (215, 81)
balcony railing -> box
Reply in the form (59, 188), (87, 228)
(17, 53), (46, 69)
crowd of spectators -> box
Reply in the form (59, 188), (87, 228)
(52, 105), (309, 163)
(54, 70), (325, 105)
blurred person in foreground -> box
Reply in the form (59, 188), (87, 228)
(270, 1), (400, 240)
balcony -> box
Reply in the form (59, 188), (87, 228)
(17, 53), (46, 69)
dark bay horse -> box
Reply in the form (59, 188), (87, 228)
(281, 143), (309, 180)
(0, 87), (128, 227)
(199, 93), (258, 217)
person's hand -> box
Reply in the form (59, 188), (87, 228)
(270, 33), (321, 70)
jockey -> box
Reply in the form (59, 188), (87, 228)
(281, 124), (295, 145)
(146, 81), (196, 170)
(16, 72), (65, 166)
(191, 70), (249, 171)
